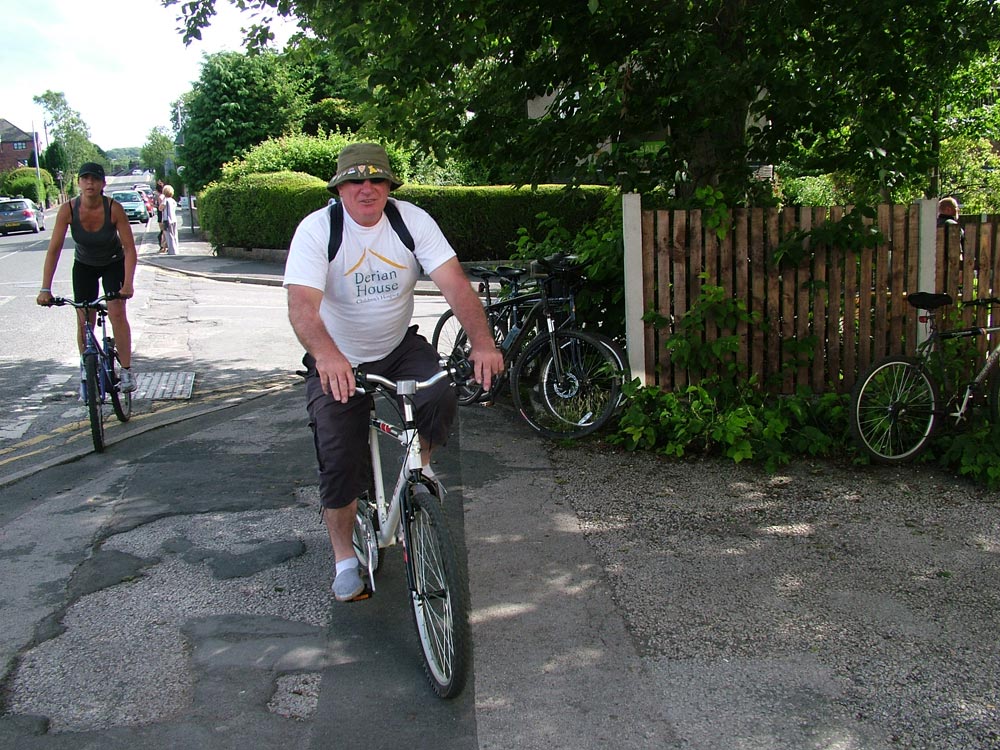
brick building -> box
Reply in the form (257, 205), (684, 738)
(0, 119), (40, 173)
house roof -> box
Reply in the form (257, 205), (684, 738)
(0, 119), (36, 143)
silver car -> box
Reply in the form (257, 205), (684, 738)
(111, 190), (150, 224)
(0, 198), (45, 235)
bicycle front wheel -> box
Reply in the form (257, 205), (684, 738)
(431, 310), (484, 405)
(405, 484), (470, 699)
(511, 330), (622, 439)
(850, 356), (940, 463)
(83, 353), (105, 453)
(108, 343), (132, 423)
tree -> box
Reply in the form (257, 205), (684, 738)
(141, 127), (177, 176)
(178, 51), (308, 189)
(167, 0), (1000, 204)
(32, 90), (100, 179)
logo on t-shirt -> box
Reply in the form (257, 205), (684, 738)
(345, 248), (407, 303)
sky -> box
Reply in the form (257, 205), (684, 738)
(4, 0), (299, 152)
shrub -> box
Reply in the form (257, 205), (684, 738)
(199, 171), (610, 260)
(220, 133), (411, 185)
(199, 171), (327, 250)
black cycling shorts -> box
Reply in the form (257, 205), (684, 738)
(72, 258), (125, 304)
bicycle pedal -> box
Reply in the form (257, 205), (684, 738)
(347, 588), (373, 602)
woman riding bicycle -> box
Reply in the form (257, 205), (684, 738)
(36, 162), (138, 393)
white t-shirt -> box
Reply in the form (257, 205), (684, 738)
(283, 198), (455, 365)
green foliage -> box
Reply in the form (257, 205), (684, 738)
(140, 127), (176, 175)
(303, 98), (365, 135)
(939, 136), (1000, 212)
(772, 205), (883, 268)
(617, 280), (849, 470)
(179, 51), (309, 190)
(33, 90), (100, 178)
(935, 420), (1000, 490)
(220, 132), (412, 186)
(509, 194), (625, 339)
(780, 174), (845, 206)
(0, 167), (53, 204)
(612, 378), (849, 472)
(199, 171), (326, 249)
(199, 170), (609, 258)
(693, 186), (731, 241)
(649, 281), (761, 400)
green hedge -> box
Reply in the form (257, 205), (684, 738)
(199, 171), (611, 261)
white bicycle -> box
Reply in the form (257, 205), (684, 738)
(351, 364), (471, 698)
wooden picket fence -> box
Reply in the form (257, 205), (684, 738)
(633, 203), (1000, 394)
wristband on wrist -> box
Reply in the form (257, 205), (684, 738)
(39, 288), (51, 293)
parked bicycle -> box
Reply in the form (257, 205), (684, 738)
(850, 291), (1000, 463)
(351, 364), (471, 698)
(46, 294), (133, 452)
(432, 253), (627, 439)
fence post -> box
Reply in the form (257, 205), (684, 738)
(622, 192), (647, 386)
(917, 199), (938, 345)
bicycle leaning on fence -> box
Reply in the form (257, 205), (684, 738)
(431, 253), (627, 439)
(349, 363), (472, 699)
(45, 294), (133, 452)
(849, 291), (1000, 464)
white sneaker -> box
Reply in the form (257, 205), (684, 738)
(119, 368), (137, 393)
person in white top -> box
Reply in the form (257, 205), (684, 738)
(160, 185), (179, 255)
(283, 142), (504, 601)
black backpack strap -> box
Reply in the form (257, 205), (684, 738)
(327, 199), (415, 263)
(327, 201), (345, 263)
(384, 200), (415, 252)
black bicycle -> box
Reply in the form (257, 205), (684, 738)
(432, 254), (625, 439)
(850, 292), (1000, 463)
(48, 294), (133, 452)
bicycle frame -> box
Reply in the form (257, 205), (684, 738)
(914, 296), (1000, 424)
(356, 369), (453, 588)
(49, 294), (132, 452)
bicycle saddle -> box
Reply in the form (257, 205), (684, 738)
(906, 292), (953, 310)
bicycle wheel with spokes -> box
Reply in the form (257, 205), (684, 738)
(404, 483), (470, 699)
(850, 356), (940, 463)
(107, 343), (132, 423)
(83, 353), (105, 452)
(431, 310), (484, 405)
(511, 330), (622, 439)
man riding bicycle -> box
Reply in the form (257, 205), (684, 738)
(283, 143), (503, 601)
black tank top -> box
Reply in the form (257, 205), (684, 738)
(71, 197), (124, 267)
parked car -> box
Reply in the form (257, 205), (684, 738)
(0, 198), (45, 235)
(110, 190), (150, 224)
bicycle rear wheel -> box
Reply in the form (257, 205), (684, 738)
(405, 483), (470, 699)
(107, 342), (132, 423)
(511, 330), (622, 439)
(850, 356), (940, 463)
(83, 353), (105, 453)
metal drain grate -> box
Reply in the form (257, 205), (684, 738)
(134, 372), (196, 400)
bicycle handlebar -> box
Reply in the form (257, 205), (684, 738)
(47, 293), (120, 310)
(354, 365), (469, 396)
(963, 297), (1000, 308)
